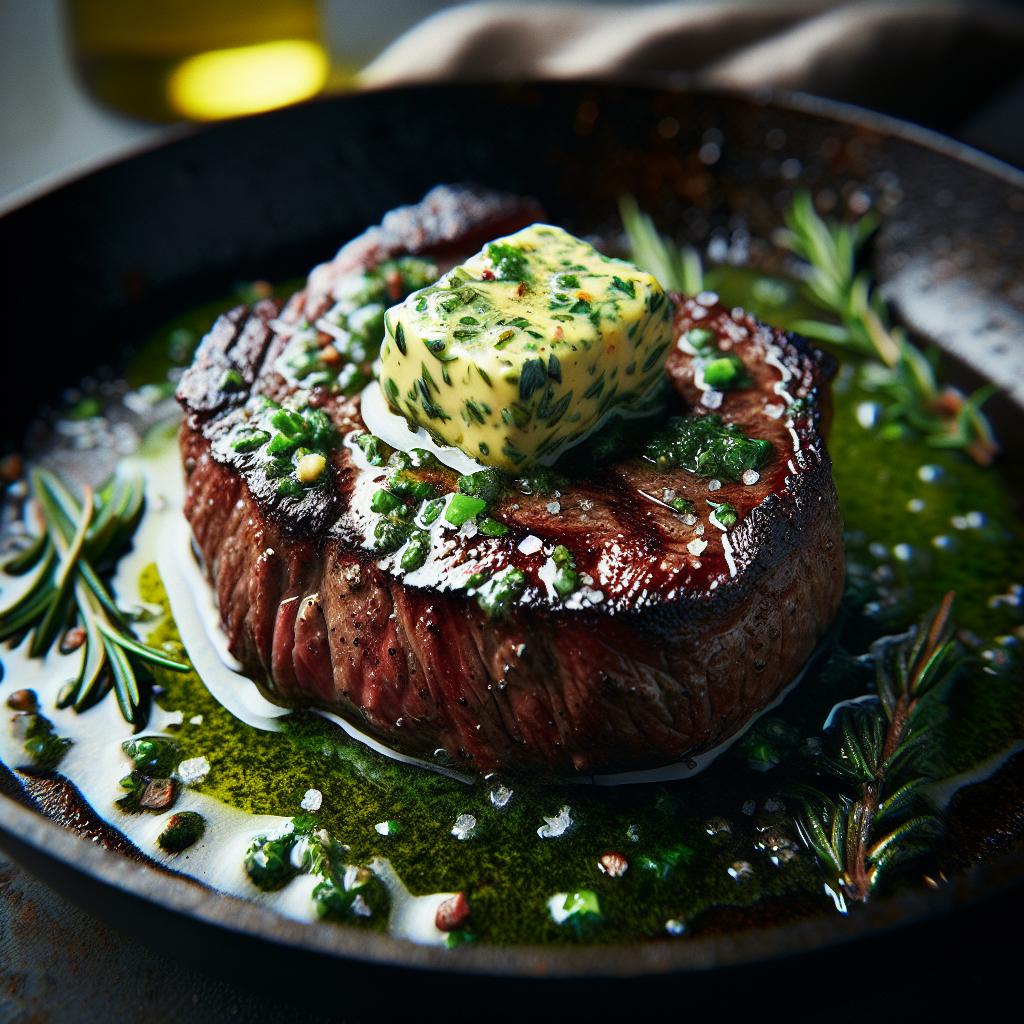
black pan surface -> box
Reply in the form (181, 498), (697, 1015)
(0, 82), (1022, 1003)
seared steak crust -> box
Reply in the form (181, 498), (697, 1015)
(178, 186), (845, 776)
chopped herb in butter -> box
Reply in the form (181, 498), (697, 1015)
(379, 225), (673, 471)
(645, 414), (773, 481)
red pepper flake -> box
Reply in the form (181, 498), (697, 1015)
(140, 778), (178, 812)
(515, 282), (527, 297)
(598, 851), (629, 878)
(6, 689), (38, 713)
(0, 453), (22, 483)
(60, 626), (87, 654)
(481, 269), (495, 281)
(434, 892), (471, 931)
(385, 269), (403, 301)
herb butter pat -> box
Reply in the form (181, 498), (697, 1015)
(379, 224), (673, 471)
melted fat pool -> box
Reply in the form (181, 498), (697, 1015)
(2, 272), (1023, 946)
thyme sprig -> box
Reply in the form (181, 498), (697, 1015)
(781, 191), (997, 465)
(620, 193), (997, 465)
(0, 467), (188, 726)
(794, 593), (958, 904)
(619, 196), (704, 295)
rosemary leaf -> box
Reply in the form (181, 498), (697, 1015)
(30, 485), (93, 657)
(103, 635), (140, 723)
(1, 465), (185, 727)
(788, 319), (852, 346)
(0, 546), (55, 622)
(867, 814), (941, 865)
(794, 593), (960, 902)
(72, 580), (108, 711)
(2, 533), (49, 576)
(874, 777), (929, 824)
(619, 196), (704, 295)
(33, 469), (129, 625)
(95, 618), (188, 672)
(782, 191), (997, 464)
(0, 584), (54, 643)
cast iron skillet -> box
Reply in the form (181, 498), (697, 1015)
(0, 82), (1022, 1008)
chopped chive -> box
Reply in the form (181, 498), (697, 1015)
(267, 432), (298, 456)
(219, 368), (245, 392)
(686, 327), (717, 354)
(707, 499), (738, 529)
(371, 489), (403, 514)
(703, 355), (750, 390)
(420, 498), (445, 525)
(478, 517), (509, 537)
(444, 493), (487, 527)
(400, 530), (431, 571)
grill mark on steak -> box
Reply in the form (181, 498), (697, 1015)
(177, 185), (845, 776)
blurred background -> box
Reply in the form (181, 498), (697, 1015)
(2, 0), (1022, 205)
(0, 3), (1022, 1021)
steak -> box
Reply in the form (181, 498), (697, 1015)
(178, 185), (845, 777)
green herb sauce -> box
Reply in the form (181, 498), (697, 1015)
(113, 265), (1024, 949)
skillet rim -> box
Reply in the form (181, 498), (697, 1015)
(0, 79), (1021, 980)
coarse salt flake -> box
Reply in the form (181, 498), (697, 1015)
(688, 538), (708, 556)
(451, 814), (477, 840)
(741, 469), (760, 485)
(546, 501), (561, 515)
(537, 805), (573, 839)
(708, 479), (722, 492)
(490, 784), (513, 809)
(301, 788), (323, 812)
(518, 535), (543, 556)
(176, 756), (210, 786)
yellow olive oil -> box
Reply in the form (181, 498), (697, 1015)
(65, 0), (330, 122)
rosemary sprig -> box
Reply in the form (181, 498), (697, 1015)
(0, 467), (188, 726)
(781, 191), (997, 465)
(794, 592), (958, 903)
(619, 196), (704, 295)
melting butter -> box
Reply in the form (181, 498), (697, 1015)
(380, 224), (672, 471)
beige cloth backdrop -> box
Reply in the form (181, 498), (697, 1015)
(360, 2), (1023, 160)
